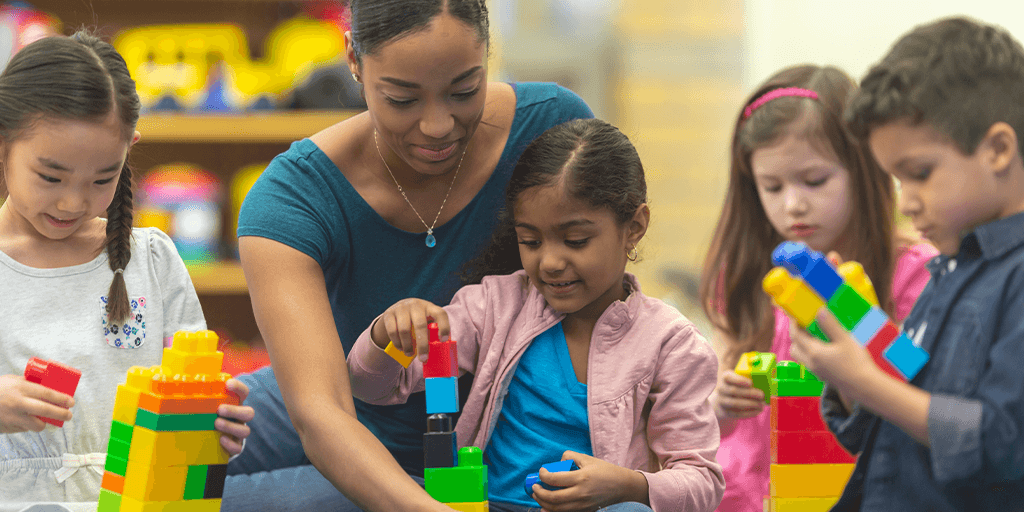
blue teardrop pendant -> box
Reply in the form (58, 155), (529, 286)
(425, 233), (437, 248)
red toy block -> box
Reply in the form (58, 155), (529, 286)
(423, 322), (459, 378)
(770, 396), (828, 432)
(865, 324), (904, 380)
(771, 431), (856, 464)
(24, 357), (82, 426)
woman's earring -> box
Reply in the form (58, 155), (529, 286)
(627, 246), (638, 262)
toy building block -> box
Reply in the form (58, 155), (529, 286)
(735, 351), (777, 404)
(24, 357), (82, 426)
(446, 502), (489, 512)
(770, 396), (828, 432)
(423, 322), (459, 378)
(524, 459), (580, 495)
(384, 341), (415, 368)
(837, 261), (879, 306)
(768, 496), (843, 512)
(425, 446), (488, 503)
(769, 463), (855, 497)
(823, 284), (872, 331)
(425, 376), (460, 414)
(770, 361), (824, 397)
(763, 268), (826, 329)
(424, 413), (458, 469)
(772, 241), (843, 301)
(849, 307), (888, 345)
(771, 431), (856, 464)
(883, 333), (930, 380)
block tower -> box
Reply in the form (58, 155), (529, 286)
(386, 323), (488, 511)
(764, 241), (929, 381)
(98, 330), (238, 512)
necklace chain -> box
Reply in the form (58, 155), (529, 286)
(374, 130), (467, 240)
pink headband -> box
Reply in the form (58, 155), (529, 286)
(742, 87), (819, 120)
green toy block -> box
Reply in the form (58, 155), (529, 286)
(770, 361), (824, 397)
(109, 419), (134, 444)
(97, 489), (122, 512)
(826, 284), (872, 331)
(807, 321), (829, 341)
(134, 408), (218, 431)
(104, 454), (128, 477)
(184, 465), (209, 500)
(107, 436), (131, 461)
(749, 352), (776, 404)
(425, 447), (488, 503)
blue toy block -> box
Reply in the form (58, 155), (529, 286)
(524, 459), (580, 496)
(771, 241), (805, 268)
(850, 307), (888, 345)
(425, 376), (459, 414)
(772, 242), (843, 300)
(883, 333), (929, 380)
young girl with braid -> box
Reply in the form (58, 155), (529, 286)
(0, 33), (253, 510)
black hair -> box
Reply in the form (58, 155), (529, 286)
(461, 118), (647, 285)
(847, 16), (1024, 155)
(0, 31), (141, 323)
(346, 0), (489, 63)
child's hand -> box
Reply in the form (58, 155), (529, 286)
(530, 451), (649, 512)
(216, 378), (254, 455)
(0, 374), (74, 433)
(790, 309), (877, 391)
(710, 371), (765, 420)
(370, 298), (450, 362)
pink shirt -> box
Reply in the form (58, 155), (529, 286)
(348, 271), (725, 512)
(716, 244), (938, 512)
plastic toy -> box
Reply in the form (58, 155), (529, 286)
(98, 330), (238, 511)
(524, 459), (580, 496)
(735, 351), (776, 404)
(24, 357), (82, 427)
(424, 413), (457, 469)
(424, 446), (488, 504)
(136, 164), (223, 265)
(764, 241), (930, 381)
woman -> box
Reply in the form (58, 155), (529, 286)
(224, 1), (594, 510)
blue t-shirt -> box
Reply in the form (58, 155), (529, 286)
(485, 322), (593, 506)
(237, 82), (593, 474)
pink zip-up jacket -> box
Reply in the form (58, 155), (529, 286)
(348, 270), (725, 512)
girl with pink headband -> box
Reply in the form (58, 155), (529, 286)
(698, 65), (937, 512)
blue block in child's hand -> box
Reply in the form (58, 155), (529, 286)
(523, 459), (580, 496)
(883, 333), (930, 380)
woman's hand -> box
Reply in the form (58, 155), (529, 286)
(0, 374), (74, 433)
(530, 451), (649, 512)
(711, 371), (766, 420)
(370, 298), (449, 362)
(216, 378), (255, 455)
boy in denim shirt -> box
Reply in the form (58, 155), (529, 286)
(788, 17), (1024, 511)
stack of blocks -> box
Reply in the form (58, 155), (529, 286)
(98, 330), (238, 512)
(735, 355), (856, 512)
(24, 357), (82, 427)
(386, 323), (489, 511)
(763, 241), (929, 381)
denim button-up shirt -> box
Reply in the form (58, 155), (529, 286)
(823, 212), (1024, 511)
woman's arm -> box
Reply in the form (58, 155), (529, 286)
(239, 236), (451, 512)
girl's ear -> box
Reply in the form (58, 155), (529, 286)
(345, 31), (360, 81)
(131, 131), (141, 146)
(626, 203), (650, 246)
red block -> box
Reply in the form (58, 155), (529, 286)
(24, 357), (82, 427)
(771, 431), (856, 464)
(771, 396), (828, 432)
(422, 322), (459, 378)
(865, 324), (904, 380)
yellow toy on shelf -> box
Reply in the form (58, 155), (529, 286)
(98, 330), (239, 512)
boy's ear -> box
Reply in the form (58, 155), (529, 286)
(627, 203), (650, 246)
(980, 122), (1018, 173)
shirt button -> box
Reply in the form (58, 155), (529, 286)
(948, 259), (957, 272)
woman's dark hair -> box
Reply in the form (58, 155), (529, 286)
(346, 0), (489, 63)
(0, 31), (141, 323)
(461, 118), (647, 285)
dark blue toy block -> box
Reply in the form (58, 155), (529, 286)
(883, 333), (929, 380)
(772, 242), (843, 300)
(524, 459), (580, 496)
(424, 430), (458, 468)
(850, 307), (888, 345)
(425, 376), (459, 414)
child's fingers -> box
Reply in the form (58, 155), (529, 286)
(814, 308), (849, 343)
(215, 416), (251, 440)
(224, 378), (249, 403)
(538, 466), (579, 488)
(219, 433), (245, 456)
(716, 394), (765, 416)
(22, 382), (75, 410)
(217, 403), (255, 424)
(721, 371), (754, 388)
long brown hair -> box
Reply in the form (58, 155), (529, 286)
(700, 65), (898, 370)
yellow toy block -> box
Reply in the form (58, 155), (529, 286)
(384, 341), (415, 368)
(770, 463), (854, 497)
(768, 496), (840, 511)
(122, 460), (188, 501)
(161, 348), (224, 376)
(837, 261), (879, 307)
(119, 495), (222, 512)
(126, 365), (157, 392)
(762, 267), (826, 328)
(446, 502), (489, 512)
(112, 384), (143, 425)
(172, 330), (220, 353)
(128, 426), (230, 467)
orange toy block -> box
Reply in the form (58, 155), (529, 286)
(384, 341), (415, 367)
(100, 471), (125, 494)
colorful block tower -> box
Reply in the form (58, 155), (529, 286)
(735, 355), (856, 512)
(385, 322), (489, 510)
(764, 241), (929, 381)
(98, 330), (238, 512)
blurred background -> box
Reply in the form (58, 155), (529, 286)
(3, 0), (1018, 370)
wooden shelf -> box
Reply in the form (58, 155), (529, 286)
(187, 261), (248, 294)
(138, 110), (362, 143)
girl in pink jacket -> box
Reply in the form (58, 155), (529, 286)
(348, 119), (725, 512)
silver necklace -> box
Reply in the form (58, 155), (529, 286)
(374, 130), (467, 247)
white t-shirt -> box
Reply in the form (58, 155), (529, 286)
(0, 227), (205, 510)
